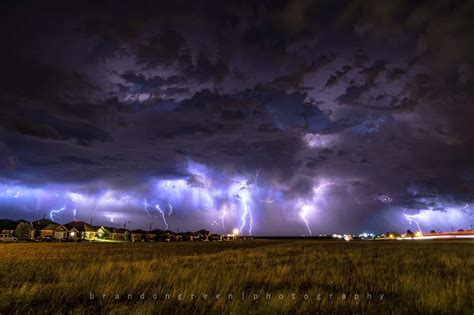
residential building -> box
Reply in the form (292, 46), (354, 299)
(41, 223), (69, 240)
(64, 221), (98, 240)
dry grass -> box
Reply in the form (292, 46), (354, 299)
(0, 240), (473, 314)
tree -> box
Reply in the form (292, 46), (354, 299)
(430, 230), (437, 234)
(406, 229), (414, 237)
(15, 222), (31, 240)
(124, 230), (130, 241)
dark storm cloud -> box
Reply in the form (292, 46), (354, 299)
(0, 0), (473, 233)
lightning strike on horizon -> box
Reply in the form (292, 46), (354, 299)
(403, 210), (423, 233)
(143, 199), (151, 216)
(248, 204), (253, 235)
(155, 204), (169, 230)
(233, 178), (254, 236)
(296, 181), (339, 235)
(92, 200), (100, 217)
(69, 193), (82, 221)
(299, 204), (313, 236)
(220, 210), (226, 232)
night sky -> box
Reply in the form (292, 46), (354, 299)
(0, 1), (473, 235)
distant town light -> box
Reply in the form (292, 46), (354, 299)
(232, 228), (240, 236)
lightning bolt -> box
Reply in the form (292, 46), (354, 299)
(249, 204), (253, 235)
(155, 204), (169, 230)
(241, 171), (261, 235)
(49, 206), (66, 222)
(92, 199), (101, 217)
(238, 196), (247, 234)
(106, 215), (115, 223)
(92, 191), (110, 218)
(296, 181), (337, 235)
(69, 193), (82, 221)
(143, 199), (151, 216)
(236, 184), (253, 236)
(254, 169), (260, 186)
(403, 210), (423, 233)
(299, 204), (314, 236)
(220, 210), (226, 232)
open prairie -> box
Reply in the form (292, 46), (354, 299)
(0, 240), (473, 314)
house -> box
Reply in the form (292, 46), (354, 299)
(159, 231), (172, 242)
(41, 223), (69, 240)
(223, 233), (237, 240)
(131, 229), (146, 242)
(67, 226), (81, 241)
(183, 231), (197, 241)
(32, 219), (57, 239)
(148, 229), (165, 242)
(144, 231), (157, 242)
(177, 232), (187, 241)
(109, 228), (126, 241)
(209, 233), (222, 241)
(166, 230), (183, 242)
(96, 226), (110, 239)
(0, 219), (18, 235)
(64, 221), (98, 241)
(387, 232), (401, 239)
(169, 231), (183, 242)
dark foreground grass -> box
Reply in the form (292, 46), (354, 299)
(0, 240), (473, 314)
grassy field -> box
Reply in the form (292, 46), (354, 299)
(0, 240), (473, 314)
